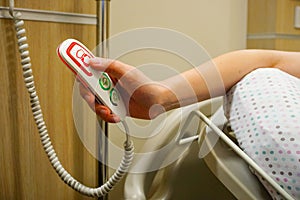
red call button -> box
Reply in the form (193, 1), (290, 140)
(67, 42), (93, 77)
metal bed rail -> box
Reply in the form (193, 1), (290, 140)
(178, 110), (294, 200)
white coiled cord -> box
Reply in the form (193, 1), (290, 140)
(9, 3), (134, 197)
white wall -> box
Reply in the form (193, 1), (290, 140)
(110, 0), (247, 58)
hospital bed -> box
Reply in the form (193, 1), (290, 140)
(124, 97), (294, 200)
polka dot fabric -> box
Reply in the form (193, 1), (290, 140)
(224, 68), (300, 200)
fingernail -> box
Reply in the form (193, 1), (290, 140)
(89, 58), (101, 65)
(99, 109), (109, 116)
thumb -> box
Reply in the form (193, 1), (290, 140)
(89, 57), (134, 80)
(88, 57), (112, 71)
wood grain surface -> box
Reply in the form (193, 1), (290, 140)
(0, 1), (99, 199)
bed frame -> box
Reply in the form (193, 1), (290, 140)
(124, 97), (294, 200)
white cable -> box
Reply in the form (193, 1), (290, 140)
(9, 5), (134, 197)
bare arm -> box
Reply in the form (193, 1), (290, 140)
(82, 49), (300, 122)
(273, 51), (300, 78)
(161, 49), (300, 111)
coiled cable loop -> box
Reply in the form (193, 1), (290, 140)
(10, 1), (134, 197)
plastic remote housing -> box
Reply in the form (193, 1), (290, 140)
(57, 38), (126, 119)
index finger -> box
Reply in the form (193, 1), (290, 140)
(95, 104), (121, 123)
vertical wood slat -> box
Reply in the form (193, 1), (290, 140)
(247, 0), (277, 34)
(247, 0), (300, 50)
(0, 1), (98, 199)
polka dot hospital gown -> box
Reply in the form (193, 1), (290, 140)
(224, 68), (300, 199)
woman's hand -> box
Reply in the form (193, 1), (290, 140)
(80, 50), (300, 123)
(79, 58), (171, 123)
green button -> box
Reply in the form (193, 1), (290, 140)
(99, 72), (111, 91)
(110, 88), (119, 106)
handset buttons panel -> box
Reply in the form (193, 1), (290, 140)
(99, 72), (120, 106)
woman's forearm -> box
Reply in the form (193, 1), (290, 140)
(161, 49), (300, 112)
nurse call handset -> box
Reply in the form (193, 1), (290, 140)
(57, 39), (127, 120)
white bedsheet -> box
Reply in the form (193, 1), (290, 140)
(224, 68), (300, 200)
